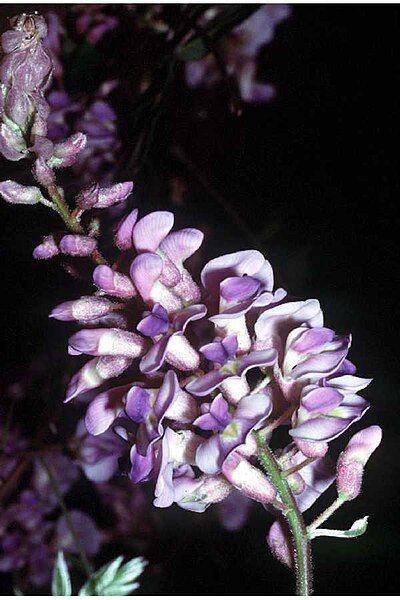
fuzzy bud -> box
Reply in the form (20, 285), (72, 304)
(65, 355), (132, 402)
(336, 425), (382, 500)
(0, 180), (44, 204)
(267, 520), (293, 569)
(68, 328), (147, 359)
(48, 133), (87, 168)
(59, 234), (97, 257)
(91, 181), (133, 209)
(93, 265), (136, 298)
(76, 183), (100, 210)
(33, 233), (60, 259)
(222, 451), (277, 504)
(50, 296), (114, 322)
(0, 122), (28, 161)
(31, 156), (56, 186)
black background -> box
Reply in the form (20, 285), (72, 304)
(0, 4), (399, 595)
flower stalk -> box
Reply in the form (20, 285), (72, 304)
(256, 433), (313, 596)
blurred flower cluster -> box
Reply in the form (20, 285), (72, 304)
(0, 372), (151, 591)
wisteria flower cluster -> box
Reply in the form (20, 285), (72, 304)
(0, 11), (382, 596)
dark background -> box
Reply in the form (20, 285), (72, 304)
(1, 4), (399, 595)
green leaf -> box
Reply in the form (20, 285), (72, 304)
(79, 556), (147, 596)
(310, 516), (369, 540)
(52, 552), (72, 596)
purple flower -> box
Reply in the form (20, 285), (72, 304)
(130, 212), (203, 309)
(127, 371), (199, 488)
(186, 347), (277, 403)
(289, 384), (370, 447)
(74, 419), (124, 482)
(185, 5), (291, 104)
(138, 304), (207, 374)
(56, 509), (101, 556)
(202, 249), (285, 352)
(195, 391), (273, 475)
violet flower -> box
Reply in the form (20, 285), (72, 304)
(185, 5), (291, 103)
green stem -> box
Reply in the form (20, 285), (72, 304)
(256, 434), (313, 596)
(38, 456), (92, 578)
(47, 185), (83, 234)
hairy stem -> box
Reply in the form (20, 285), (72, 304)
(256, 434), (313, 595)
(47, 185), (83, 234)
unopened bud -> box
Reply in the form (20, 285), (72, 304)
(68, 328), (147, 358)
(59, 234), (97, 257)
(92, 181), (133, 209)
(0, 180), (44, 204)
(48, 133), (87, 168)
(93, 265), (136, 298)
(32, 156), (56, 186)
(50, 295), (114, 322)
(76, 183), (100, 210)
(295, 439), (328, 458)
(222, 451), (277, 504)
(33, 233), (61, 259)
(336, 425), (382, 500)
(0, 122), (28, 161)
(267, 520), (293, 569)
(65, 355), (132, 402)
(165, 335), (200, 372)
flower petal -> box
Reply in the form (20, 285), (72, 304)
(133, 211), (174, 252)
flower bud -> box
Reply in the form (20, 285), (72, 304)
(336, 425), (382, 500)
(93, 265), (136, 298)
(65, 355), (132, 402)
(76, 183), (100, 210)
(92, 181), (133, 209)
(0, 122), (28, 161)
(68, 328), (147, 358)
(222, 451), (277, 504)
(174, 473), (233, 512)
(33, 233), (60, 259)
(267, 520), (293, 569)
(59, 234), (97, 257)
(0, 180), (44, 204)
(50, 296), (114, 322)
(48, 133), (87, 168)
(32, 156), (56, 186)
